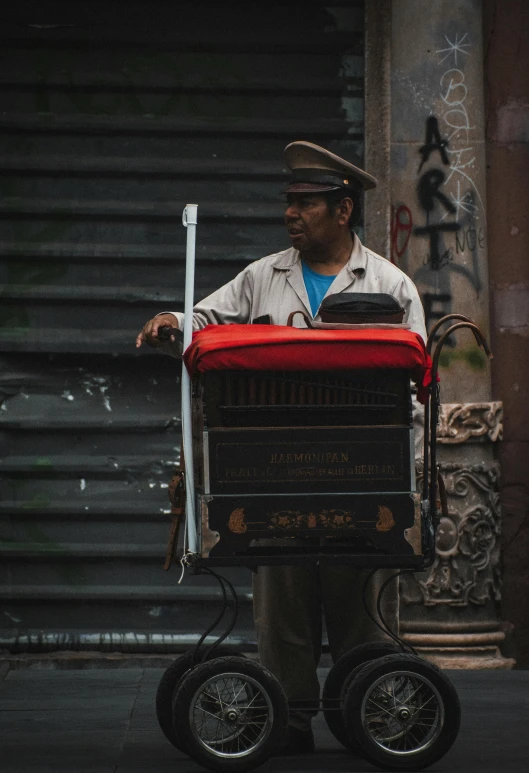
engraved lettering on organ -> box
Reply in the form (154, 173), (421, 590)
(215, 439), (405, 485)
(269, 451), (350, 464)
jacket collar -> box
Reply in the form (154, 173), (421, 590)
(270, 235), (368, 319)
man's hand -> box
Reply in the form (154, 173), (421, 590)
(135, 314), (179, 349)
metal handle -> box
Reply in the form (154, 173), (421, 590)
(181, 204), (199, 554)
(423, 320), (492, 539)
(426, 313), (485, 355)
(182, 204), (198, 228)
(158, 325), (183, 343)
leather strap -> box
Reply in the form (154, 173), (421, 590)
(287, 310), (314, 328)
(163, 471), (185, 571)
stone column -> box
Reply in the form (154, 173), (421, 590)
(401, 403), (514, 668)
(385, 0), (513, 667)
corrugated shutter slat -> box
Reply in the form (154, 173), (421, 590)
(0, 0), (364, 653)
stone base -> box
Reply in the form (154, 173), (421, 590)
(402, 630), (515, 669)
(401, 446), (514, 669)
(414, 649), (515, 670)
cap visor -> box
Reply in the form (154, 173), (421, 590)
(282, 182), (342, 194)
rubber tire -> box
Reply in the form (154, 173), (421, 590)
(323, 641), (400, 750)
(156, 647), (244, 750)
(343, 653), (461, 771)
(172, 656), (289, 772)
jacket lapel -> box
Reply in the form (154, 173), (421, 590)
(271, 248), (313, 317)
(324, 264), (357, 296)
(285, 259), (313, 317)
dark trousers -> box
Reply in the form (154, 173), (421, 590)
(252, 563), (399, 732)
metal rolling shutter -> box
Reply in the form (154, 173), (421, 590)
(0, 0), (365, 653)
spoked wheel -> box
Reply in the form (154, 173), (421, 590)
(322, 640), (400, 749)
(172, 656), (288, 772)
(155, 647), (244, 750)
(344, 654), (461, 771)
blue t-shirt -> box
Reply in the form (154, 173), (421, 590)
(301, 261), (337, 316)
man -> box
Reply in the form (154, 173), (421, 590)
(136, 141), (426, 753)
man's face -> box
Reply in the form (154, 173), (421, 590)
(284, 193), (348, 252)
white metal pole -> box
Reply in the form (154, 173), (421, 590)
(181, 204), (198, 554)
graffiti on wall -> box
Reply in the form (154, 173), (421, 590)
(391, 204), (413, 265)
(414, 115), (461, 272)
(392, 33), (487, 343)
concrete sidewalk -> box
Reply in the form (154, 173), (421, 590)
(0, 664), (527, 773)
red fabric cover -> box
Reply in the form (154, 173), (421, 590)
(184, 325), (433, 403)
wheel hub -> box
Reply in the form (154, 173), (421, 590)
(397, 706), (411, 722)
(223, 707), (240, 723)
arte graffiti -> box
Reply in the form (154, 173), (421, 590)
(418, 115), (450, 171)
(413, 116), (461, 271)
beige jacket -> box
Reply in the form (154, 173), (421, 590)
(160, 235), (426, 458)
(163, 234), (426, 342)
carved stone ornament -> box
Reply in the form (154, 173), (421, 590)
(402, 462), (501, 607)
(437, 402), (503, 444)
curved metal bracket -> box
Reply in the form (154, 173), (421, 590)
(423, 320), (493, 545)
(426, 313), (475, 355)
